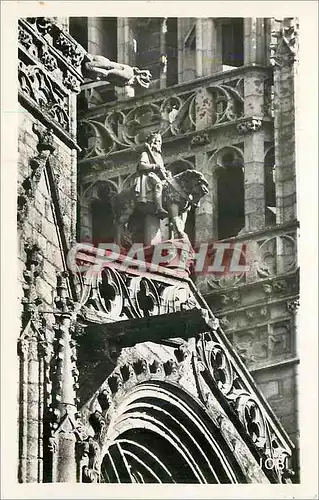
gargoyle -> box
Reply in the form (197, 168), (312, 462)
(84, 54), (152, 88)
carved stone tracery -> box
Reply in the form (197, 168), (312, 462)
(18, 18), (84, 141)
(76, 319), (293, 483)
(196, 329), (293, 483)
(77, 264), (201, 323)
(78, 78), (244, 160)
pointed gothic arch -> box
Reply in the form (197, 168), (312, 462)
(80, 180), (119, 244)
(99, 382), (248, 484)
(209, 146), (245, 240)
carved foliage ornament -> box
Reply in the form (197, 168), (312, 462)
(18, 60), (70, 130)
(255, 234), (297, 279)
(74, 347), (188, 483)
(18, 242), (45, 340)
(25, 17), (85, 69)
(85, 344), (190, 425)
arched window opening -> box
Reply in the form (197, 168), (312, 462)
(166, 18), (178, 87)
(89, 182), (117, 245)
(133, 18), (178, 94)
(134, 18), (162, 93)
(217, 18), (244, 71)
(264, 148), (276, 225)
(99, 382), (246, 484)
(217, 151), (245, 240)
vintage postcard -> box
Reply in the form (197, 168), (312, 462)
(1, 1), (318, 499)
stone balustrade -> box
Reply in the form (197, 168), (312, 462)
(77, 65), (272, 164)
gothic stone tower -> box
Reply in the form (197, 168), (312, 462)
(74, 17), (300, 447)
(16, 16), (298, 483)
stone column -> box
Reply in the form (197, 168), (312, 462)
(243, 130), (265, 231)
(51, 273), (78, 483)
(87, 18), (105, 56)
(17, 244), (47, 483)
(271, 18), (298, 224)
(196, 18), (221, 77)
(244, 18), (267, 65)
(117, 18), (135, 98)
(177, 18), (196, 83)
(194, 152), (214, 244)
(242, 70), (266, 231)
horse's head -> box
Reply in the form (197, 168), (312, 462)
(174, 169), (209, 206)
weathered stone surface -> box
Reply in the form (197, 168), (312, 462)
(16, 16), (299, 485)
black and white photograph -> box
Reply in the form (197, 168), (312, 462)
(0, 1), (318, 498)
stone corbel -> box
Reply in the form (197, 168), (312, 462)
(286, 298), (300, 312)
(18, 125), (55, 226)
(236, 118), (262, 134)
(191, 132), (210, 147)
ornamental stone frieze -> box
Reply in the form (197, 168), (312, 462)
(203, 272), (299, 313)
(18, 18), (85, 144)
(196, 223), (299, 296)
(78, 73), (251, 161)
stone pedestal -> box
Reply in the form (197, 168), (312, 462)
(143, 239), (195, 276)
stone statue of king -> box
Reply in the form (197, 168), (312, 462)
(134, 132), (171, 219)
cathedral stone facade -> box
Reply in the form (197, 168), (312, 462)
(17, 16), (299, 483)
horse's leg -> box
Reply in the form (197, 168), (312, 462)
(168, 203), (188, 240)
(115, 222), (123, 247)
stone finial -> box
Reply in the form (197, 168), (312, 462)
(54, 271), (74, 313)
(270, 17), (299, 67)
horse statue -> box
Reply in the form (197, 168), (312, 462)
(112, 169), (209, 247)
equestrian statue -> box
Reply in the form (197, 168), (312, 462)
(112, 132), (209, 247)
